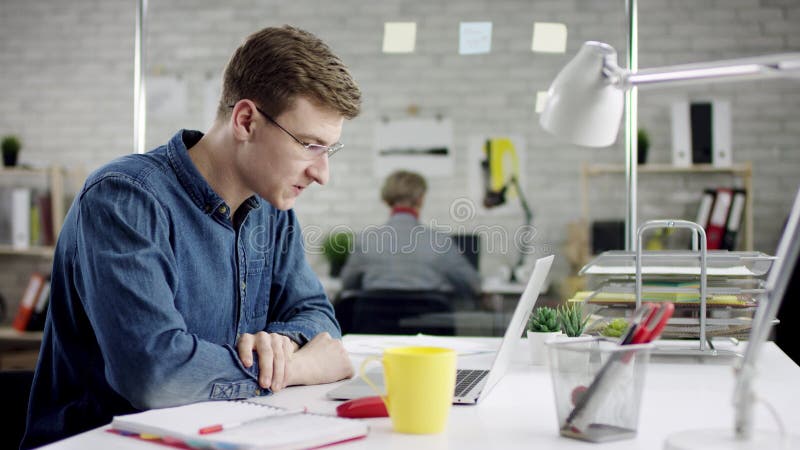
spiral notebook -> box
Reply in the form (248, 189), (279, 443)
(111, 399), (368, 450)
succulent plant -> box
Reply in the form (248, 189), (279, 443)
(600, 318), (629, 338)
(558, 303), (590, 337)
(527, 306), (560, 333)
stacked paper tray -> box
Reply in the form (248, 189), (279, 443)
(575, 250), (774, 347)
(579, 250), (774, 277)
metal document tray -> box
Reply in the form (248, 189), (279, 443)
(580, 250), (775, 277)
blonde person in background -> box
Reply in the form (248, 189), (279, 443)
(341, 170), (481, 310)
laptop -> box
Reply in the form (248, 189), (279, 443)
(326, 255), (554, 405)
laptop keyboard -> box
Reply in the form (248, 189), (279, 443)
(454, 369), (488, 397)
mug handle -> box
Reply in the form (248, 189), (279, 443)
(359, 356), (389, 406)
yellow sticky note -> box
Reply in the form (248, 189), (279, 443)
(383, 22), (417, 53)
(531, 22), (567, 53)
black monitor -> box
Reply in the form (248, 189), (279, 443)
(451, 233), (480, 270)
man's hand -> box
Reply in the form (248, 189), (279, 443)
(236, 332), (299, 392)
(287, 332), (354, 387)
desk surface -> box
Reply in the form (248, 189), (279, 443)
(42, 336), (800, 450)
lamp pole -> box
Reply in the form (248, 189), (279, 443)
(133, 0), (147, 154)
(624, 0), (638, 251)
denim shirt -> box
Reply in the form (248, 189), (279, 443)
(22, 130), (340, 449)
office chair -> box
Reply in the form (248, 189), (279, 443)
(335, 289), (456, 335)
(0, 369), (34, 450)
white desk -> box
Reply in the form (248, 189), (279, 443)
(42, 336), (800, 449)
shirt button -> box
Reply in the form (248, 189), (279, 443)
(218, 205), (228, 215)
(241, 281), (246, 290)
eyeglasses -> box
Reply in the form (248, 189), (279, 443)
(253, 105), (343, 158)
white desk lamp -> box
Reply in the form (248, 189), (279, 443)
(540, 41), (800, 449)
(540, 41), (800, 147)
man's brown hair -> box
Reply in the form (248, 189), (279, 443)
(218, 25), (361, 120)
(381, 170), (427, 207)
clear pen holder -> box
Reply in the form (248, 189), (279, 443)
(546, 337), (654, 443)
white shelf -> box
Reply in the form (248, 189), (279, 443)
(580, 161), (754, 251)
(0, 245), (55, 257)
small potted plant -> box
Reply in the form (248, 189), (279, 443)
(322, 231), (353, 277)
(526, 306), (561, 365)
(2, 135), (21, 167)
(600, 318), (628, 338)
(637, 128), (650, 165)
(558, 303), (590, 338)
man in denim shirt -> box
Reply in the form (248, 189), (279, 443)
(22, 26), (361, 448)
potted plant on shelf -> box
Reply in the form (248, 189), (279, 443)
(526, 306), (561, 365)
(322, 231), (353, 278)
(2, 135), (21, 167)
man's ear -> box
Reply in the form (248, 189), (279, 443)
(230, 100), (257, 141)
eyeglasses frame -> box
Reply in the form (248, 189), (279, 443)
(230, 102), (344, 158)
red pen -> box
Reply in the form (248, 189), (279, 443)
(198, 407), (307, 434)
(633, 303), (675, 344)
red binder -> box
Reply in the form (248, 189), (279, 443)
(706, 188), (732, 250)
(12, 273), (46, 332)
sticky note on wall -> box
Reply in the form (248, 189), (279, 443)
(383, 22), (417, 53)
(535, 91), (549, 113)
(459, 22), (492, 55)
(531, 22), (567, 53)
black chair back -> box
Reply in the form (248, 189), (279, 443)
(335, 289), (456, 335)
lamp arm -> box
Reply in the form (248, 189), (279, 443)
(508, 175), (533, 227)
(616, 53), (800, 90)
(734, 186), (800, 440)
(507, 176), (534, 275)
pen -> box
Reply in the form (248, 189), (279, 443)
(565, 303), (675, 432)
(198, 407), (307, 434)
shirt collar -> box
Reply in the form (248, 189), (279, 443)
(390, 206), (419, 220)
(166, 129), (260, 216)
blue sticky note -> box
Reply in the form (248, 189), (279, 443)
(459, 22), (492, 55)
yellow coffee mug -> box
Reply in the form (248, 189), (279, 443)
(360, 346), (456, 434)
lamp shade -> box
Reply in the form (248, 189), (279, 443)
(539, 41), (625, 147)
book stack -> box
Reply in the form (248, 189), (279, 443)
(0, 187), (56, 248)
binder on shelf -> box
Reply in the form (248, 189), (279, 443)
(706, 188), (733, 250)
(722, 189), (747, 251)
(671, 100), (692, 167)
(38, 192), (55, 246)
(26, 278), (51, 331)
(690, 102), (713, 164)
(11, 188), (31, 250)
(671, 99), (732, 167)
(12, 272), (47, 331)
(694, 189), (717, 230)
(711, 100), (732, 167)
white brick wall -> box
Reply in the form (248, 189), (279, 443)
(1, 0), (798, 318)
